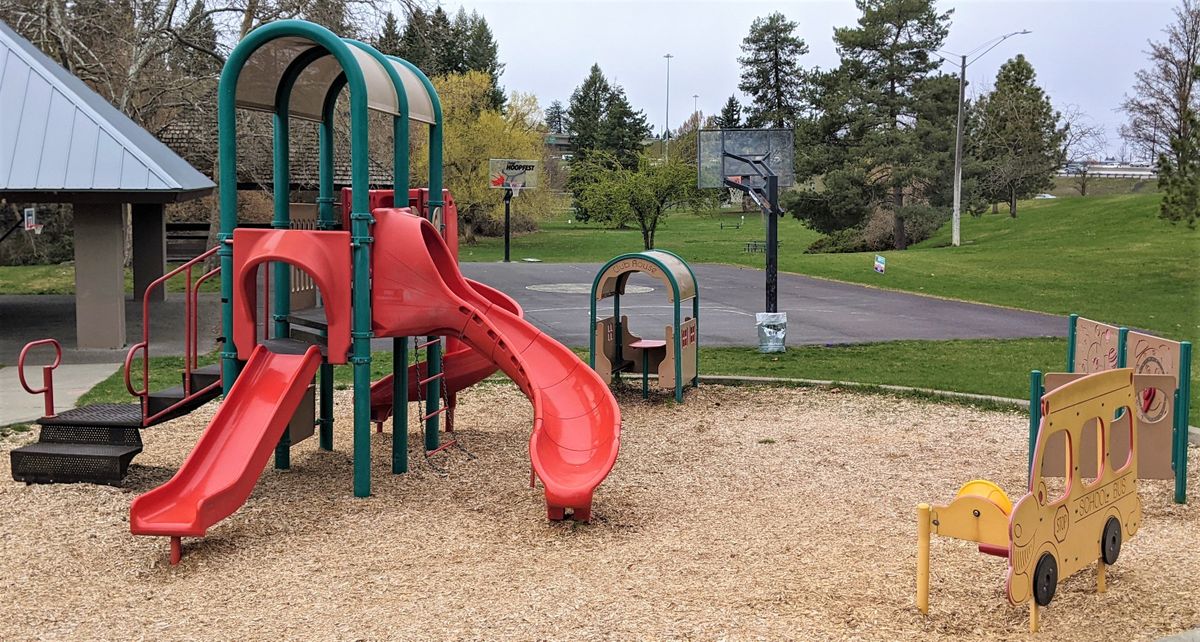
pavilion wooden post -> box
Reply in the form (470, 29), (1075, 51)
(72, 202), (126, 349)
(131, 203), (166, 302)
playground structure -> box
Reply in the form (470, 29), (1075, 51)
(589, 251), (699, 402)
(917, 368), (1144, 633)
(11, 20), (621, 564)
(1029, 314), (1192, 503)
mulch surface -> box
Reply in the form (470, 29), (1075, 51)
(0, 383), (1196, 641)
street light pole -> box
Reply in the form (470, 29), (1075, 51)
(949, 29), (1030, 248)
(693, 94), (699, 119)
(952, 54), (966, 247)
(663, 53), (673, 162)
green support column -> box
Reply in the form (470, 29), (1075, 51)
(271, 98), (292, 471)
(425, 339), (442, 451)
(1117, 327), (1129, 368)
(1066, 313), (1078, 372)
(394, 337), (409, 473)
(1028, 370), (1043, 484)
(1175, 342), (1191, 504)
(316, 75), (346, 452)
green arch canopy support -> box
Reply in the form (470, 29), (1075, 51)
(589, 250), (700, 403)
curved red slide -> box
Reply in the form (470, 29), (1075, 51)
(368, 281), (521, 425)
(371, 209), (620, 520)
(129, 342), (322, 562)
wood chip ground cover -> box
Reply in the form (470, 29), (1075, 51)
(0, 384), (1195, 641)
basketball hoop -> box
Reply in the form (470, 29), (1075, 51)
(32, 224), (44, 235)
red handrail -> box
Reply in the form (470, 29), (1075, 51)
(123, 245), (220, 425)
(18, 338), (62, 417)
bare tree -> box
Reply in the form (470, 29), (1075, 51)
(1059, 105), (1107, 196)
(1119, 0), (1200, 165)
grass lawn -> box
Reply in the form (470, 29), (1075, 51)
(0, 262), (219, 295)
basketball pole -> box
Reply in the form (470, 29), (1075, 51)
(765, 174), (779, 313)
(503, 187), (513, 263)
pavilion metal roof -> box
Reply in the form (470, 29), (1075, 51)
(0, 20), (214, 203)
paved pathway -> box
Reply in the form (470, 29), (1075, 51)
(459, 262), (1064, 347)
(0, 363), (119, 426)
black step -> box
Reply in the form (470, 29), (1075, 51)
(37, 403), (141, 427)
(288, 306), (328, 331)
(146, 384), (221, 424)
(10, 442), (143, 485)
(262, 337), (322, 356)
(288, 325), (329, 350)
(187, 364), (222, 390)
(39, 424), (141, 447)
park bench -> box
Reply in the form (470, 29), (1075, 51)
(744, 240), (781, 253)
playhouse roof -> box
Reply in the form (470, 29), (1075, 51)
(0, 20), (214, 203)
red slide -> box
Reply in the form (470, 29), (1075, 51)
(367, 281), (521, 425)
(371, 210), (620, 520)
(129, 342), (322, 562)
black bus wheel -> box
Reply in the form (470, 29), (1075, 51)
(1102, 517), (1122, 565)
(1034, 553), (1058, 606)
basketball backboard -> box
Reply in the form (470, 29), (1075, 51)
(489, 159), (540, 194)
(697, 129), (794, 189)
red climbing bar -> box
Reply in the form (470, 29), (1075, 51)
(416, 338), (440, 349)
(17, 338), (62, 417)
(421, 406), (448, 421)
(418, 372), (444, 385)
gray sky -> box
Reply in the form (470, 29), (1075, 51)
(420, 0), (1179, 159)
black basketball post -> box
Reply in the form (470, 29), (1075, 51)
(503, 187), (513, 263)
(765, 174), (779, 313)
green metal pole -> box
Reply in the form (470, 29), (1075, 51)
(1028, 370), (1043, 485)
(271, 100), (292, 471)
(1117, 327), (1129, 368)
(1066, 313), (1078, 373)
(1175, 342), (1191, 504)
(317, 76), (344, 452)
(673, 292), (682, 403)
(394, 337), (409, 473)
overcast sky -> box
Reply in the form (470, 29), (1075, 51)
(409, 0), (1179, 159)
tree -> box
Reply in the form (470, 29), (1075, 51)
(1119, 0), (1200, 166)
(971, 55), (1066, 216)
(577, 160), (702, 249)
(544, 100), (566, 134)
(601, 86), (652, 168)
(430, 7), (464, 75)
(374, 11), (403, 56)
(791, 0), (953, 249)
(1158, 105), (1200, 225)
(566, 64), (612, 160)
(738, 12), (809, 128)
(397, 7), (434, 72)
(715, 95), (742, 128)
(462, 10), (505, 110)
(1057, 106), (1107, 196)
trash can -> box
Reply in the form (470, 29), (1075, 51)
(756, 312), (787, 353)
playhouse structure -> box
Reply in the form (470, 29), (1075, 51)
(589, 251), (699, 402)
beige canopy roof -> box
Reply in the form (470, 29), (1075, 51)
(234, 36), (436, 124)
(594, 250), (697, 303)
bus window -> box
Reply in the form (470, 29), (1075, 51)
(1082, 417), (1103, 488)
(1110, 405), (1134, 473)
(1038, 430), (1071, 505)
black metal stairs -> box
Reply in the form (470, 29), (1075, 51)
(9, 364), (223, 485)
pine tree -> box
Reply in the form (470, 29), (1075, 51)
(304, 0), (352, 36)
(174, 0), (219, 77)
(602, 86), (652, 168)
(738, 12), (809, 128)
(397, 7), (433, 72)
(431, 7), (464, 75)
(1158, 106), (1200, 226)
(545, 100), (567, 134)
(831, 0), (952, 249)
(374, 11), (403, 57)
(566, 64), (612, 160)
(972, 55), (1066, 217)
(463, 10), (505, 110)
(715, 95), (742, 129)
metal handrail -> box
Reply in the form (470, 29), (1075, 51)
(122, 245), (220, 425)
(18, 338), (62, 417)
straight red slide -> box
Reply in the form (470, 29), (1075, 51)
(371, 209), (621, 520)
(129, 341), (322, 562)
(367, 280), (521, 425)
